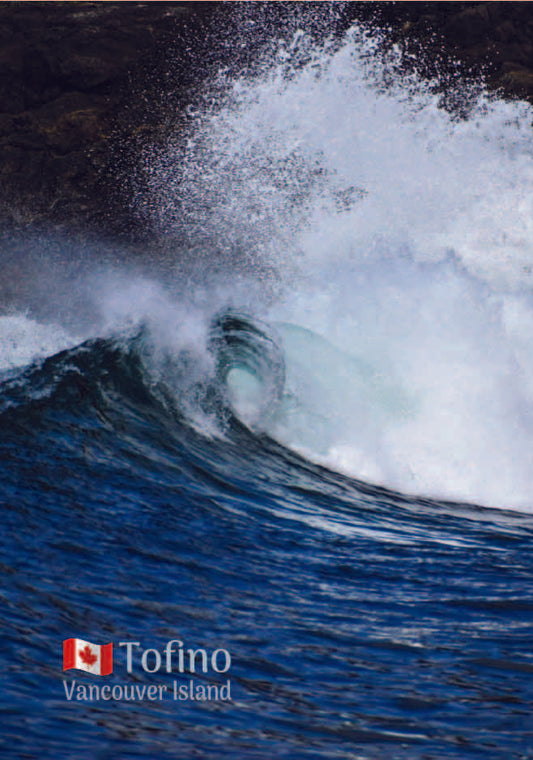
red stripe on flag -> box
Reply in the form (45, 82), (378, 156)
(100, 643), (113, 675)
(63, 639), (76, 671)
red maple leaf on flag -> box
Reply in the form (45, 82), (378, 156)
(79, 645), (97, 667)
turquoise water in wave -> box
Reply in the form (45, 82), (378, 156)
(2, 8), (533, 759)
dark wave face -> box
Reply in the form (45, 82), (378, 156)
(3, 6), (533, 759)
(208, 309), (286, 424)
(1, 335), (533, 759)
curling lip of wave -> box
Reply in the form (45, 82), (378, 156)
(3, 23), (533, 511)
(140, 22), (533, 511)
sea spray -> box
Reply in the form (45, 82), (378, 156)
(2, 23), (533, 509)
(141, 24), (533, 509)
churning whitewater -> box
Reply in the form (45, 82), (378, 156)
(4, 25), (533, 510)
(4, 16), (533, 760)
(140, 24), (533, 511)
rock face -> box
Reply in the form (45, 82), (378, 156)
(1, 2), (533, 240)
(0, 1), (217, 237)
(365, 2), (533, 99)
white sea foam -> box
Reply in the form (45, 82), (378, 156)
(144, 25), (533, 510)
(3, 22), (533, 511)
(0, 314), (77, 373)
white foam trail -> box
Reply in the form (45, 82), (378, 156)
(144, 25), (533, 510)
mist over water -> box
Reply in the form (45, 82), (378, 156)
(138, 25), (533, 510)
(4, 17), (533, 760)
(4, 23), (533, 510)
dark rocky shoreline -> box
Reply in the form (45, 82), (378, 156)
(1, 1), (533, 241)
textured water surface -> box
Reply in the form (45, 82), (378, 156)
(2, 10), (533, 759)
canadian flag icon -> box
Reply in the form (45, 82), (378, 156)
(63, 638), (113, 676)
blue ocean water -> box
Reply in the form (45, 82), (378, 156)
(1, 331), (533, 759)
(2, 12), (533, 759)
